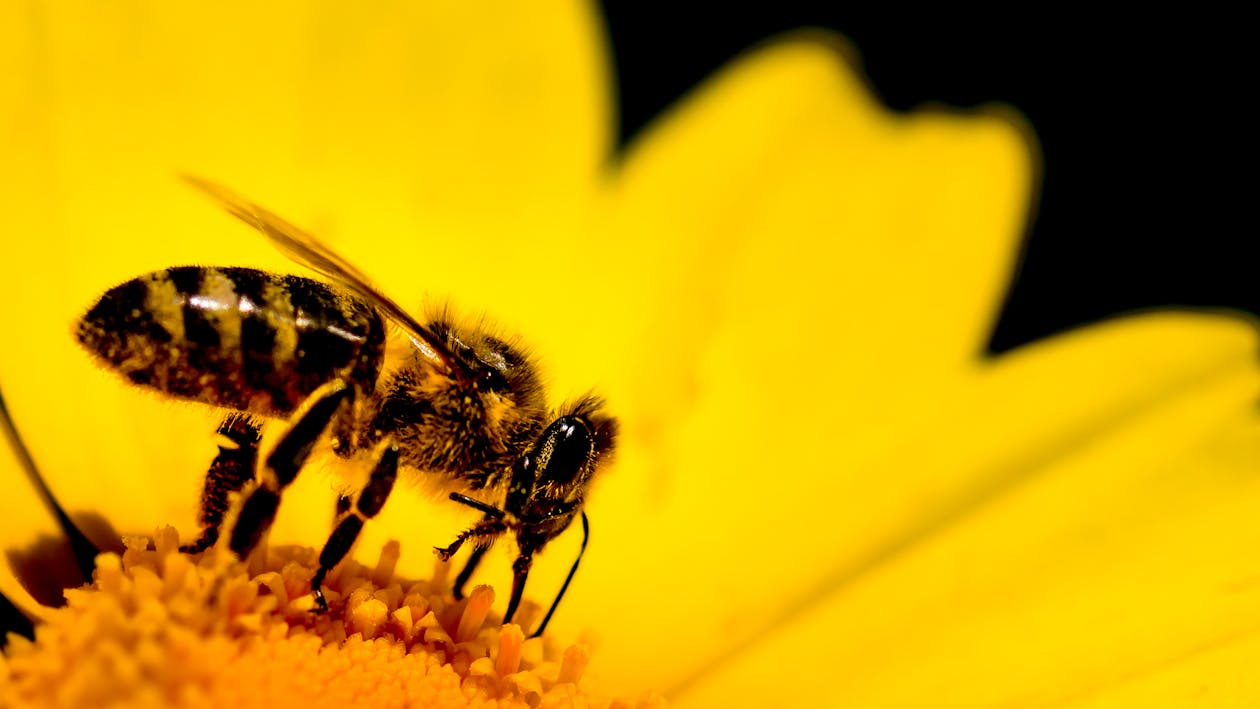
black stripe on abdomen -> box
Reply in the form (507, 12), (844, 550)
(77, 266), (383, 419)
(166, 267), (221, 392)
(229, 268), (285, 409)
(284, 275), (368, 382)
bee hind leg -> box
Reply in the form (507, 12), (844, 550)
(180, 414), (261, 554)
(227, 381), (353, 561)
(309, 442), (399, 612)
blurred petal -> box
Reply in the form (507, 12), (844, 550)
(601, 35), (1032, 435)
(678, 328), (1260, 705)
(0, 0), (609, 220)
(1073, 620), (1260, 706)
(578, 308), (1260, 694)
(568, 32), (1037, 680)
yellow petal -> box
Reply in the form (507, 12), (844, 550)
(550, 33), (1033, 683)
(572, 307), (1259, 693)
(1071, 623), (1260, 706)
(0, 0), (608, 221)
(676, 322), (1260, 705)
(601, 34), (1034, 437)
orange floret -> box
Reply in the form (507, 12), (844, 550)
(0, 527), (662, 708)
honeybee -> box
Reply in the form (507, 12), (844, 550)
(75, 177), (617, 636)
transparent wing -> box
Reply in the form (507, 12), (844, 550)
(182, 175), (457, 375)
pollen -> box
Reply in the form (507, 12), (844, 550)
(0, 527), (662, 708)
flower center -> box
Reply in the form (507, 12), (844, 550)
(0, 527), (658, 708)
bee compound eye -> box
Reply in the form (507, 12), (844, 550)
(558, 419), (584, 441)
(531, 416), (593, 486)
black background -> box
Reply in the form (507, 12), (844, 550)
(601, 4), (1254, 353)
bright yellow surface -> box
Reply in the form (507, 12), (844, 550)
(3, 2), (1259, 706)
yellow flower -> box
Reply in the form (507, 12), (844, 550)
(3, 1), (1260, 706)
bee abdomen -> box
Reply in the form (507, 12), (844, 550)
(77, 266), (385, 418)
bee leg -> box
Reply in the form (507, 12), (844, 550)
(530, 511), (589, 637)
(503, 553), (533, 627)
(309, 443), (399, 612)
(434, 518), (507, 564)
(228, 381), (352, 561)
(181, 414), (261, 554)
(333, 494), (352, 522)
(435, 518), (507, 603)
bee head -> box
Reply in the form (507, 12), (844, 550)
(448, 396), (616, 551)
(442, 397), (617, 634)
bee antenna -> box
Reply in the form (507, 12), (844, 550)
(449, 492), (505, 519)
(531, 510), (589, 637)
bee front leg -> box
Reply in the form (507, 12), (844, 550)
(435, 518), (508, 602)
(309, 442), (399, 612)
(434, 518), (507, 564)
(181, 414), (261, 554)
(227, 381), (353, 560)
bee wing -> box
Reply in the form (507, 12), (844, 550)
(183, 175), (459, 375)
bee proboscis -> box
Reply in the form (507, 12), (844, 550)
(75, 177), (617, 635)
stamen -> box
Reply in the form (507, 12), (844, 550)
(456, 585), (495, 643)
(0, 527), (658, 707)
(496, 623), (525, 676)
(370, 539), (401, 587)
(558, 643), (590, 685)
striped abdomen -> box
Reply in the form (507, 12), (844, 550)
(77, 266), (386, 418)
